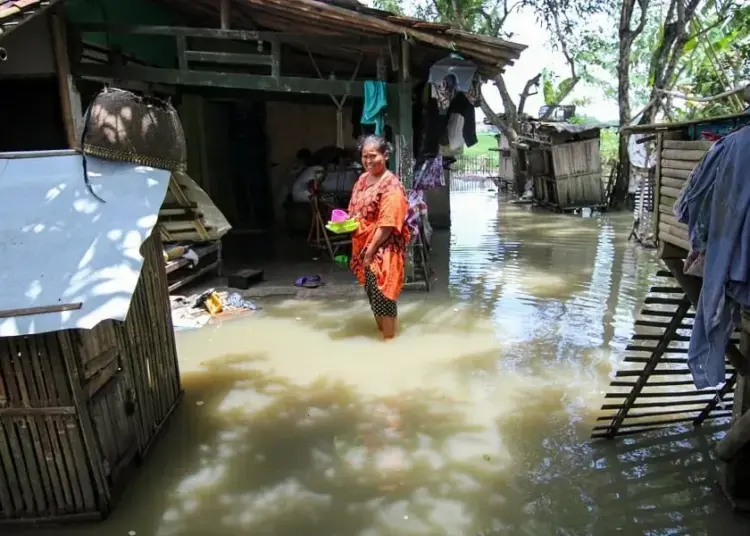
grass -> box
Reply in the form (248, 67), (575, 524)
(464, 132), (497, 156)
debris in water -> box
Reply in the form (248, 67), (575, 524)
(296, 317), (302, 321)
(196, 401), (205, 406)
(129, 532), (136, 536)
(483, 454), (491, 462)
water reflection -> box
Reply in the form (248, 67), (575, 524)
(18, 193), (750, 536)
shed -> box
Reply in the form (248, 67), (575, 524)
(519, 121), (604, 211)
(622, 112), (750, 253)
(0, 150), (180, 523)
(611, 112), (750, 510)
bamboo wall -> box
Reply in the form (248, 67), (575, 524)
(551, 138), (603, 209)
(655, 137), (713, 251)
(0, 234), (181, 523)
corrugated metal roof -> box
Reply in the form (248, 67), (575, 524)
(153, 0), (526, 75)
(0, 150), (170, 336)
(0, 0), (61, 40)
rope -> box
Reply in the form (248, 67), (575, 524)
(306, 48), (363, 148)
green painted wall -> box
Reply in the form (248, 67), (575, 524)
(66, 0), (185, 66)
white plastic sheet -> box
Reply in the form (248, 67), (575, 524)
(0, 152), (170, 336)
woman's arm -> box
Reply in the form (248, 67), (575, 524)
(364, 226), (394, 264)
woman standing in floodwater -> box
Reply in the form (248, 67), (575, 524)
(348, 135), (410, 339)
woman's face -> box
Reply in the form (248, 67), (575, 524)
(361, 142), (387, 174)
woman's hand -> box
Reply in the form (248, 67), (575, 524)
(362, 248), (374, 268)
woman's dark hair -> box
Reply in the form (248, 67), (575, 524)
(358, 134), (392, 157)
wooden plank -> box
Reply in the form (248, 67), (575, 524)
(662, 158), (698, 171)
(593, 411), (731, 433)
(661, 176), (686, 189)
(659, 230), (690, 252)
(58, 332), (109, 510)
(663, 139), (714, 151)
(661, 167), (692, 181)
(0, 418), (17, 516)
(658, 222), (689, 244)
(660, 185), (682, 199)
(78, 63), (365, 97)
(0, 303), (82, 320)
(271, 39), (281, 79)
(601, 399), (724, 410)
(661, 149), (708, 162)
(39, 335), (75, 511)
(175, 35), (187, 70)
(653, 133), (663, 238)
(73, 23), (390, 45)
(695, 372), (737, 426)
(184, 50), (273, 66)
(50, 7), (83, 148)
(601, 299), (691, 438)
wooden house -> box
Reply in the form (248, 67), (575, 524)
(52, 0), (524, 283)
(0, 150), (180, 524)
(598, 111), (750, 510)
(520, 121), (604, 211)
(0, 3), (182, 523)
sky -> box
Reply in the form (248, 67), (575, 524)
(361, 0), (620, 123)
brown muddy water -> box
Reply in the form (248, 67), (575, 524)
(22, 193), (750, 535)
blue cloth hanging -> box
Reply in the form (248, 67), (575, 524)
(361, 80), (387, 136)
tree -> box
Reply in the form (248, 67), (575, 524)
(372, 0), (607, 195)
(607, 0), (745, 207)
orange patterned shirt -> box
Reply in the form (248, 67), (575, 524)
(347, 171), (410, 301)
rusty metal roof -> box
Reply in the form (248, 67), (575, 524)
(0, 0), (61, 40)
(154, 0), (526, 75)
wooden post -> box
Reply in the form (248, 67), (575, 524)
(220, 0), (231, 30)
(397, 39), (414, 281)
(717, 308), (750, 511)
(653, 132), (663, 243)
(49, 8), (83, 149)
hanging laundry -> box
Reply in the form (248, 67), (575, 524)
(447, 92), (478, 148)
(466, 74), (482, 107)
(361, 80), (388, 136)
(428, 54), (477, 93)
(447, 114), (465, 151)
(406, 157), (444, 240)
(432, 75), (457, 115)
(674, 126), (750, 389)
(413, 156), (445, 190)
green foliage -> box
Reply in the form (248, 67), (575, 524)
(675, 2), (750, 118)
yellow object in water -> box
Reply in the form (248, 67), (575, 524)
(203, 292), (223, 316)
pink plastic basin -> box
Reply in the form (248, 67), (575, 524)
(331, 209), (349, 223)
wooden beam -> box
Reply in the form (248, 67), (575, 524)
(77, 63), (364, 97)
(220, 0), (231, 30)
(49, 8), (83, 148)
(73, 24), (388, 46)
(604, 299), (692, 439)
(184, 50), (272, 66)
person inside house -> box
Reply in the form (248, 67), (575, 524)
(347, 135), (410, 339)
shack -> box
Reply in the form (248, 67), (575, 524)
(0, 2), (183, 523)
(596, 111), (750, 511)
(49, 0), (526, 287)
(0, 151), (180, 523)
(519, 121), (604, 211)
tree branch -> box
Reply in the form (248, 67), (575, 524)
(518, 73), (541, 116)
(656, 84), (749, 103)
(540, 11), (580, 119)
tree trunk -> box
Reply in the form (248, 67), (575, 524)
(612, 42), (633, 208)
(610, 0), (649, 209)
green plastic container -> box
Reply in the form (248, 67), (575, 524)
(326, 219), (358, 234)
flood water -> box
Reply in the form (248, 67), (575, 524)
(25, 192), (750, 535)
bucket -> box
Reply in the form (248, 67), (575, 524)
(331, 209), (348, 223)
